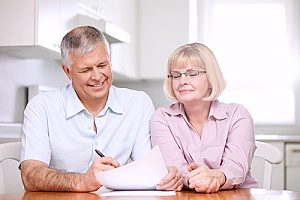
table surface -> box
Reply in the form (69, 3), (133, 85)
(1, 188), (300, 200)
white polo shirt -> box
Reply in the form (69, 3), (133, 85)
(21, 84), (154, 173)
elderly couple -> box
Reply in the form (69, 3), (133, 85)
(20, 26), (257, 193)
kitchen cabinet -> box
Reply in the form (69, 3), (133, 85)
(254, 135), (300, 190)
(0, 0), (61, 59)
(0, 0), (131, 60)
(0, 0), (134, 80)
(285, 143), (300, 192)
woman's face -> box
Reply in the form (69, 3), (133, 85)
(171, 61), (210, 104)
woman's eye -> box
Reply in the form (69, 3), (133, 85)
(187, 70), (199, 77)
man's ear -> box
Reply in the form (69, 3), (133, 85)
(61, 64), (71, 80)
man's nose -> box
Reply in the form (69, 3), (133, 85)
(91, 66), (102, 80)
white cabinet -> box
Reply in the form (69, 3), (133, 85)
(0, 0), (134, 80)
(286, 143), (300, 192)
(0, 0), (61, 59)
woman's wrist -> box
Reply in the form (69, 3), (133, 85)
(213, 169), (226, 189)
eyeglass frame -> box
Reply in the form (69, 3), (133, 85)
(167, 68), (206, 80)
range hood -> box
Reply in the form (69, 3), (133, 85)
(77, 3), (131, 44)
(75, 14), (131, 44)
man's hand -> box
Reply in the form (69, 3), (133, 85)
(156, 166), (183, 191)
(187, 163), (226, 193)
(79, 156), (120, 191)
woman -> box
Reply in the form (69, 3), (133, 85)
(150, 43), (257, 193)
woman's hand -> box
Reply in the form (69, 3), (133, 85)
(187, 163), (226, 193)
(156, 166), (183, 191)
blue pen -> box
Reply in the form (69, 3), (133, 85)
(95, 149), (105, 157)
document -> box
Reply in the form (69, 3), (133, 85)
(96, 146), (168, 190)
(99, 189), (176, 196)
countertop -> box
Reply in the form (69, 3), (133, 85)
(255, 134), (300, 142)
(1, 122), (300, 143)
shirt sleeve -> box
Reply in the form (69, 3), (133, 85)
(21, 95), (51, 165)
(219, 105), (256, 189)
(150, 108), (190, 187)
(130, 93), (155, 161)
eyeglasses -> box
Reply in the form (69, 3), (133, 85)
(167, 68), (206, 80)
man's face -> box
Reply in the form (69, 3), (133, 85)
(62, 42), (112, 105)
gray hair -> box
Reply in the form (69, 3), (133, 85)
(60, 26), (110, 67)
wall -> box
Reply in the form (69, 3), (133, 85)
(114, 80), (171, 109)
(1, 0), (300, 135)
(0, 53), (68, 123)
(137, 0), (189, 79)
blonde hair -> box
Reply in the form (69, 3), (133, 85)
(164, 43), (226, 102)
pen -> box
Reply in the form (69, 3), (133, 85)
(95, 149), (105, 157)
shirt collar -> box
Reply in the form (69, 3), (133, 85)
(164, 100), (228, 120)
(66, 84), (85, 118)
(209, 100), (228, 120)
(66, 84), (123, 118)
(98, 86), (123, 116)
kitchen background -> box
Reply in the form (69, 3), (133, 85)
(0, 0), (300, 191)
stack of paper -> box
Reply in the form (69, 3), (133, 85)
(96, 146), (175, 196)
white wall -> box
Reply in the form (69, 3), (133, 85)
(114, 80), (171, 108)
(0, 53), (68, 123)
(138, 0), (189, 79)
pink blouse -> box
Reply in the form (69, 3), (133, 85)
(150, 100), (257, 189)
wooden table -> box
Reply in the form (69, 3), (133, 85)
(0, 188), (300, 200)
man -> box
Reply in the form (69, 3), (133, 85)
(20, 26), (183, 192)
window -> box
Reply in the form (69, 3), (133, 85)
(195, 0), (300, 125)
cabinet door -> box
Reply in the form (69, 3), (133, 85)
(36, 0), (60, 52)
(0, 0), (61, 58)
(0, 0), (35, 46)
(60, 0), (78, 43)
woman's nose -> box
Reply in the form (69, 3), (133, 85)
(179, 74), (189, 84)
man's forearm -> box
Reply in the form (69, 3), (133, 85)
(21, 161), (100, 192)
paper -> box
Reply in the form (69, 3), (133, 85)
(100, 190), (176, 196)
(96, 146), (168, 190)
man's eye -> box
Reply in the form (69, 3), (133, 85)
(97, 65), (105, 69)
(79, 68), (91, 73)
(98, 63), (109, 69)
